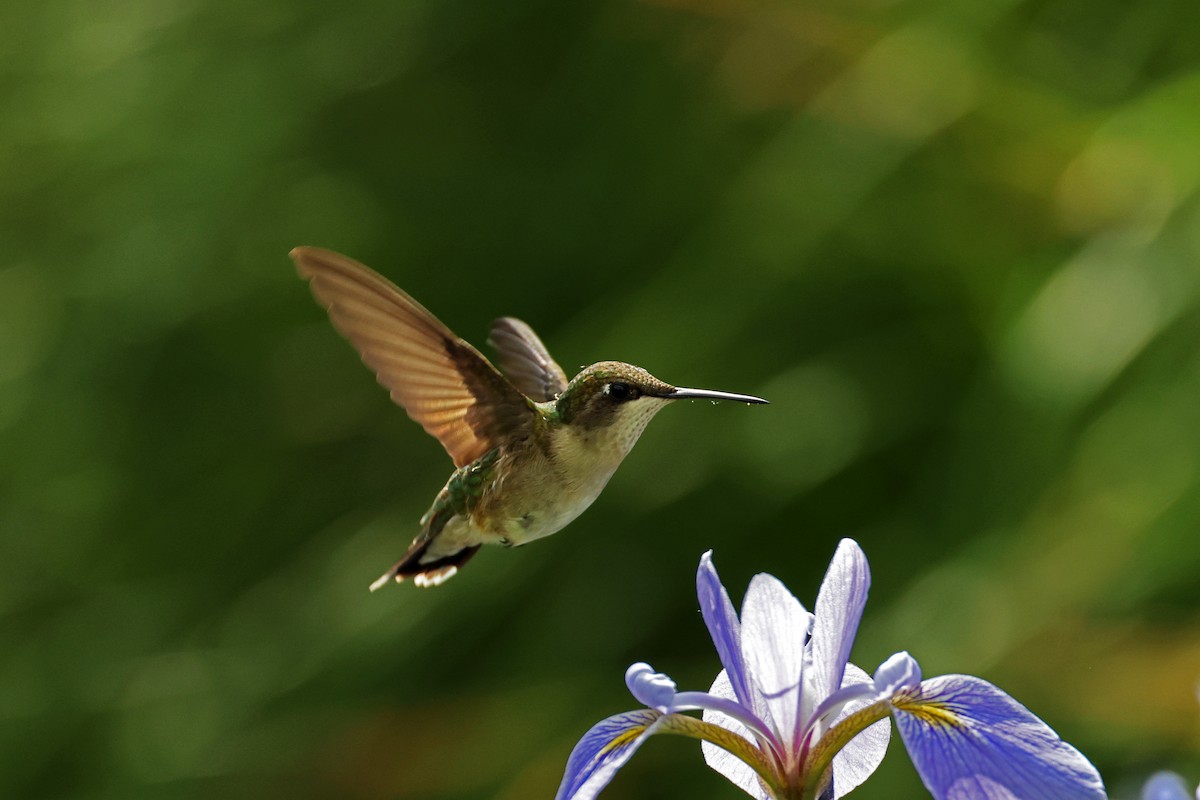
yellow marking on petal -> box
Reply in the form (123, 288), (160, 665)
(892, 697), (966, 729)
(600, 725), (648, 755)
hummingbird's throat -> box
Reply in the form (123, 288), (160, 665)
(556, 399), (669, 464)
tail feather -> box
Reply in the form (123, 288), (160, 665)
(369, 540), (482, 591)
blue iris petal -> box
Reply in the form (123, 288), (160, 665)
(698, 551), (755, 710)
(1141, 771), (1193, 800)
(556, 709), (665, 800)
(892, 675), (1106, 800)
(739, 572), (811, 749)
(811, 540), (871, 705)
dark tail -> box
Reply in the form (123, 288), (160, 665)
(369, 540), (482, 591)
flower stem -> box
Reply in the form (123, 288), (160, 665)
(798, 701), (892, 800)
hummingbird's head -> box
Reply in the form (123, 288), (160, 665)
(555, 362), (767, 452)
(556, 362), (673, 429)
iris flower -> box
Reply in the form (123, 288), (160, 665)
(1142, 772), (1198, 800)
(556, 539), (1106, 800)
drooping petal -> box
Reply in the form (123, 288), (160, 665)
(892, 674), (1106, 800)
(1142, 772), (1192, 800)
(740, 572), (812, 748)
(701, 670), (772, 800)
(828, 663), (891, 799)
(698, 551), (755, 709)
(556, 709), (666, 800)
(811, 539), (871, 706)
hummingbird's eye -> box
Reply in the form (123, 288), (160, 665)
(607, 381), (638, 402)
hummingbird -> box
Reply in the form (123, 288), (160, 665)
(291, 246), (768, 589)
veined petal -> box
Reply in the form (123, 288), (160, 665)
(811, 540), (870, 707)
(556, 709), (665, 800)
(1142, 772), (1192, 800)
(892, 675), (1106, 800)
(740, 572), (812, 749)
(828, 663), (891, 799)
(698, 551), (755, 709)
(702, 670), (772, 800)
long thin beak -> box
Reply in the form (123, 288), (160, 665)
(665, 387), (769, 405)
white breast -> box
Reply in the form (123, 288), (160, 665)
(493, 398), (672, 546)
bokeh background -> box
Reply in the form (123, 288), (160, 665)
(3, 0), (1200, 797)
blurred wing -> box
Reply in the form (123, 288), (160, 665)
(488, 317), (569, 402)
(291, 246), (535, 468)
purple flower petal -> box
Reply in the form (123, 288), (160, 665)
(698, 551), (755, 709)
(701, 670), (772, 800)
(740, 572), (812, 748)
(556, 709), (665, 800)
(1142, 772), (1192, 800)
(892, 674), (1106, 800)
(811, 540), (871, 708)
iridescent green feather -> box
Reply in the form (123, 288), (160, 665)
(418, 448), (502, 538)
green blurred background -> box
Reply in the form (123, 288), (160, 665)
(3, 0), (1199, 797)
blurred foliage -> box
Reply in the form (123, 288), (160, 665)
(2, 0), (1200, 797)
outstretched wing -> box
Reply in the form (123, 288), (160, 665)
(488, 316), (569, 402)
(291, 246), (535, 468)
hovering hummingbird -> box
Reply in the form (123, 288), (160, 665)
(291, 246), (768, 589)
